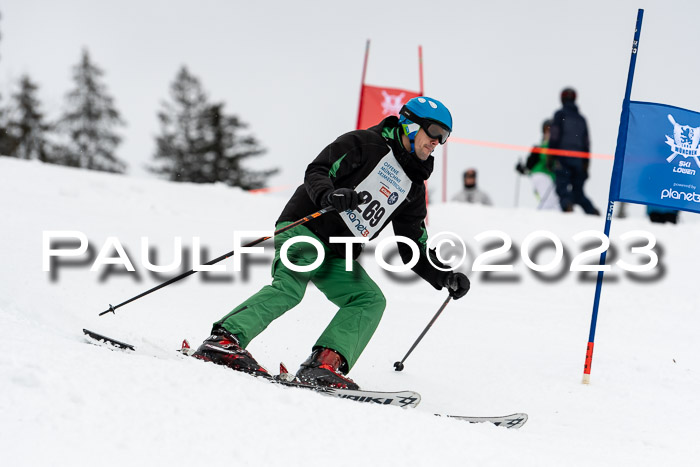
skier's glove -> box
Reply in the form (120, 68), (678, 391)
(443, 272), (470, 299)
(325, 188), (360, 211)
(515, 162), (527, 175)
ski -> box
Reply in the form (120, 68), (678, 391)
(181, 342), (421, 408)
(82, 330), (525, 424)
(269, 376), (421, 408)
(83, 328), (135, 350)
(82, 331), (420, 408)
(436, 413), (528, 429)
(271, 360), (420, 408)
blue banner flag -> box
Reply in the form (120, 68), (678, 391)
(613, 101), (700, 213)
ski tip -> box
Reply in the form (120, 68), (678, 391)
(438, 412), (528, 429)
(83, 328), (135, 351)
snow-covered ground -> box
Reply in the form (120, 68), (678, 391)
(2, 157), (699, 466)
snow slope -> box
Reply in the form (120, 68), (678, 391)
(2, 157), (700, 466)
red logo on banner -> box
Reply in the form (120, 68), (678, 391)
(357, 85), (420, 130)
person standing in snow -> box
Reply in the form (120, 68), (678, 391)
(192, 96), (470, 389)
(647, 205), (679, 224)
(451, 168), (493, 205)
(515, 119), (560, 210)
(549, 87), (599, 215)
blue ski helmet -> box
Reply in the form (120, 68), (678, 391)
(398, 97), (453, 153)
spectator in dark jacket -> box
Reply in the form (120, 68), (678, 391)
(549, 88), (599, 215)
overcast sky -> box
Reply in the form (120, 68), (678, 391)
(3, 0), (700, 217)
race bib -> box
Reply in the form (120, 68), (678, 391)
(339, 148), (413, 238)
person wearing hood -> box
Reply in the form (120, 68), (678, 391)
(549, 87), (600, 215)
(191, 96), (470, 390)
(452, 168), (493, 205)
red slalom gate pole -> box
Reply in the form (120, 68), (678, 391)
(355, 39), (370, 130)
(442, 141), (448, 203)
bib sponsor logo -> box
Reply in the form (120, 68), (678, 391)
(344, 210), (370, 237)
(379, 185), (399, 205)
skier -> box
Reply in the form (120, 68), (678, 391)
(515, 119), (560, 210)
(549, 88), (599, 215)
(192, 96), (471, 389)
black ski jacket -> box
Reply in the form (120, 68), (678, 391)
(549, 101), (590, 170)
(277, 116), (449, 290)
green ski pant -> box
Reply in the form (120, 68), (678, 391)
(215, 223), (386, 371)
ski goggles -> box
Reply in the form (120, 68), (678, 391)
(421, 122), (451, 144)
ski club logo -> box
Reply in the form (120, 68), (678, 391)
(387, 192), (399, 205)
(665, 114), (700, 175)
(380, 91), (406, 116)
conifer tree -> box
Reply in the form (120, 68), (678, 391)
(0, 10), (11, 156)
(151, 66), (277, 189)
(199, 102), (278, 189)
(4, 75), (52, 161)
(0, 100), (14, 157)
(58, 49), (126, 173)
(151, 66), (209, 181)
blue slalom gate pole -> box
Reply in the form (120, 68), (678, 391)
(582, 9), (644, 384)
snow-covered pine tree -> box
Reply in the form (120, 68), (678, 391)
(4, 75), (53, 161)
(0, 10), (11, 157)
(198, 102), (278, 189)
(58, 49), (126, 173)
(150, 66), (209, 182)
(151, 66), (277, 189)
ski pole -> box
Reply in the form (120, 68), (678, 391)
(536, 183), (556, 210)
(98, 206), (335, 316)
(514, 159), (522, 208)
(393, 294), (452, 371)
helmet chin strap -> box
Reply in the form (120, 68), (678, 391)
(403, 122), (421, 154)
